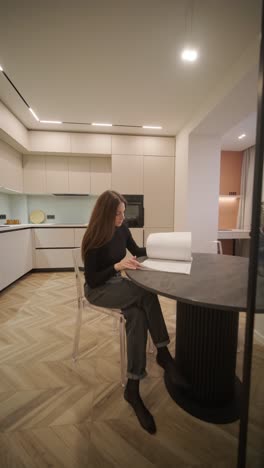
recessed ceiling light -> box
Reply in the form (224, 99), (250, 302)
(181, 48), (198, 62)
(29, 107), (39, 121)
(40, 120), (62, 124)
(142, 125), (162, 129)
(238, 133), (246, 139)
(0, 65), (3, 72)
(92, 122), (112, 127)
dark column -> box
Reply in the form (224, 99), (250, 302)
(164, 301), (241, 423)
(176, 302), (238, 403)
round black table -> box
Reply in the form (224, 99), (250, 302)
(126, 253), (264, 424)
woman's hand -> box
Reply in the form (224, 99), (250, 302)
(114, 256), (141, 271)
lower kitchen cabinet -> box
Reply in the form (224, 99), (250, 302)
(74, 228), (86, 247)
(34, 228), (75, 248)
(35, 249), (74, 269)
(33, 227), (86, 269)
(130, 228), (143, 247)
(125, 228), (143, 259)
(0, 229), (33, 291)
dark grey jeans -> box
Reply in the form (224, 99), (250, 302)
(84, 276), (170, 380)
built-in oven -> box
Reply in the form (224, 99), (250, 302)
(123, 194), (144, 228)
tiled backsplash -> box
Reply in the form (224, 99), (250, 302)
(0, 193), (97, 224)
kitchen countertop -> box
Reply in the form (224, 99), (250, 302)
(217, 229), (250, 239)
(0, 225), (251, 238)
(0, 224), (88, 233)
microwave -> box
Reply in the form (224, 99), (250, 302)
(123, 194), (144, 228)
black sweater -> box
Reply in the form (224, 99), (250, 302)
(84, 223), (146, 288)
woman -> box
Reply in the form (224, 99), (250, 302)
(82, 190), (178, 434)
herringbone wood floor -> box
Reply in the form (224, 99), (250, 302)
(0, 272), (263, 467)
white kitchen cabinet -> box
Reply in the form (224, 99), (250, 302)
(34, 228), (75, 248)
(111, 155), (143, 194)
(144, 156), (175, 228)
(35, 249), (74, 269)
(45, 156), (69, 193)
(0, 229), (33, 291)
(23, 154), (46, 193)
(34, 227), (76, 269)
(70, 134), (111, 155)
(29, 131), (71, 154)
(74, 228), (86, 247)
(129, 228), (144, 247)
(125, 228), (143, 258)
(112, 135), (144, 155)
(90, 157), (111, 195)
(0, 101), (29, 151)
(143, 137), (175, 157)
(0, 139), (23, 192)
(68, 157), (91, 194)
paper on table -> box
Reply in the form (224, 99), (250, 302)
(139, 258), (192, 274)
(140, 232), (192, 274)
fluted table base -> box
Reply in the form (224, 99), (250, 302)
(165, 301), (241, 423)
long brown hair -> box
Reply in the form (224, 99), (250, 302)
(81, 190), (126, 260)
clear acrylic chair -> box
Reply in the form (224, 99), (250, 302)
(72, 248), (127, 386)
(72, 248), (154, 387)
(212, 240), (223, 254)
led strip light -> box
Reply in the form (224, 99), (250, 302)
(0, 64), (162, 130)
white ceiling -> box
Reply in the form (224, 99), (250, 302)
(0, 0), (262, 149)
(221, 112), (257, 151)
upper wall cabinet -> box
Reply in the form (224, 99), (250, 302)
(29, 131), (71, 154)
(68, 157), (91, 194)
(112, 136), (144, 155)
(111, 135), (175, 157)
(143, 137), (175, 157)
(29, 131), (111, 155)
(0, 139), (23, 192)
(111, 155), (143, 194)
(23, 154), (46, 193)
(70, 134), (111, 155)
(46, 156), (69, 193)
(23, 154), (111, 195)
(90, 157), (111, 195)
(0, 101), (29, 151)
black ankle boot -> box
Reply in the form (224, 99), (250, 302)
(156, 347), (190, 391)
(124, 379), (156, 434)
